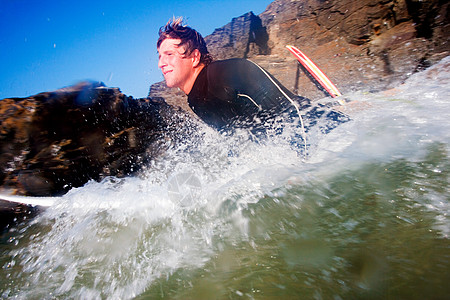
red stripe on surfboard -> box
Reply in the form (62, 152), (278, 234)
(286, 45), (342, 100)
(286, 45), (341, 97)
(292, 48), (341, 96)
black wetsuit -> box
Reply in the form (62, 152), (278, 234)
(188, 58), (310, 131)
(188, 58), (348, 135)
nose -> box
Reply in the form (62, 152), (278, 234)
(158, 55), (166, 69)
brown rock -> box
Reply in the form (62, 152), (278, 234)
(0, 81), (188, 196)
(204, 11), (269, 60)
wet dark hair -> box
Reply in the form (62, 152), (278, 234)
(157, 17), (213, 66)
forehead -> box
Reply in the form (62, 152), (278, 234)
(158, 38), (183, 52)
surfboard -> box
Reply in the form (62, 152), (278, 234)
(286, 45), (345, 105)
(0, 193), (55, 207)
(0, 193), (55, 231)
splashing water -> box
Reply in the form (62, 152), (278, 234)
(1, 58), (449, 299)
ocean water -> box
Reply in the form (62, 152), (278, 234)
(1, 57), (449, 299)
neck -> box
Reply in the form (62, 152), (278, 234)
(181, 64), (205, 94)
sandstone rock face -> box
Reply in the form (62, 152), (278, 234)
(258, 0), (449, 98)
(204, 12), (270, 59)
(0, 82), (187, 196)
(150, 0), (449, 104)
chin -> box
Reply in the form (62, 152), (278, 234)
(163, 78), (175, 88)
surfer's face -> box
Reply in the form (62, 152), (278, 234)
(158, 38), (200, 94)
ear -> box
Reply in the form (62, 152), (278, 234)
(191, 49), (201, 67)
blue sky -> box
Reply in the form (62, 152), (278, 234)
(0, 0), (273, 99)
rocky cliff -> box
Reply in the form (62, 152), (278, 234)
(149, 0), (449, 106)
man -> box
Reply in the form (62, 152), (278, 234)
(157, 17), (346, 135)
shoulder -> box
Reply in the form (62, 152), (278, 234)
(206, 58), (262, 80)
(208, 58), (254, 70)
